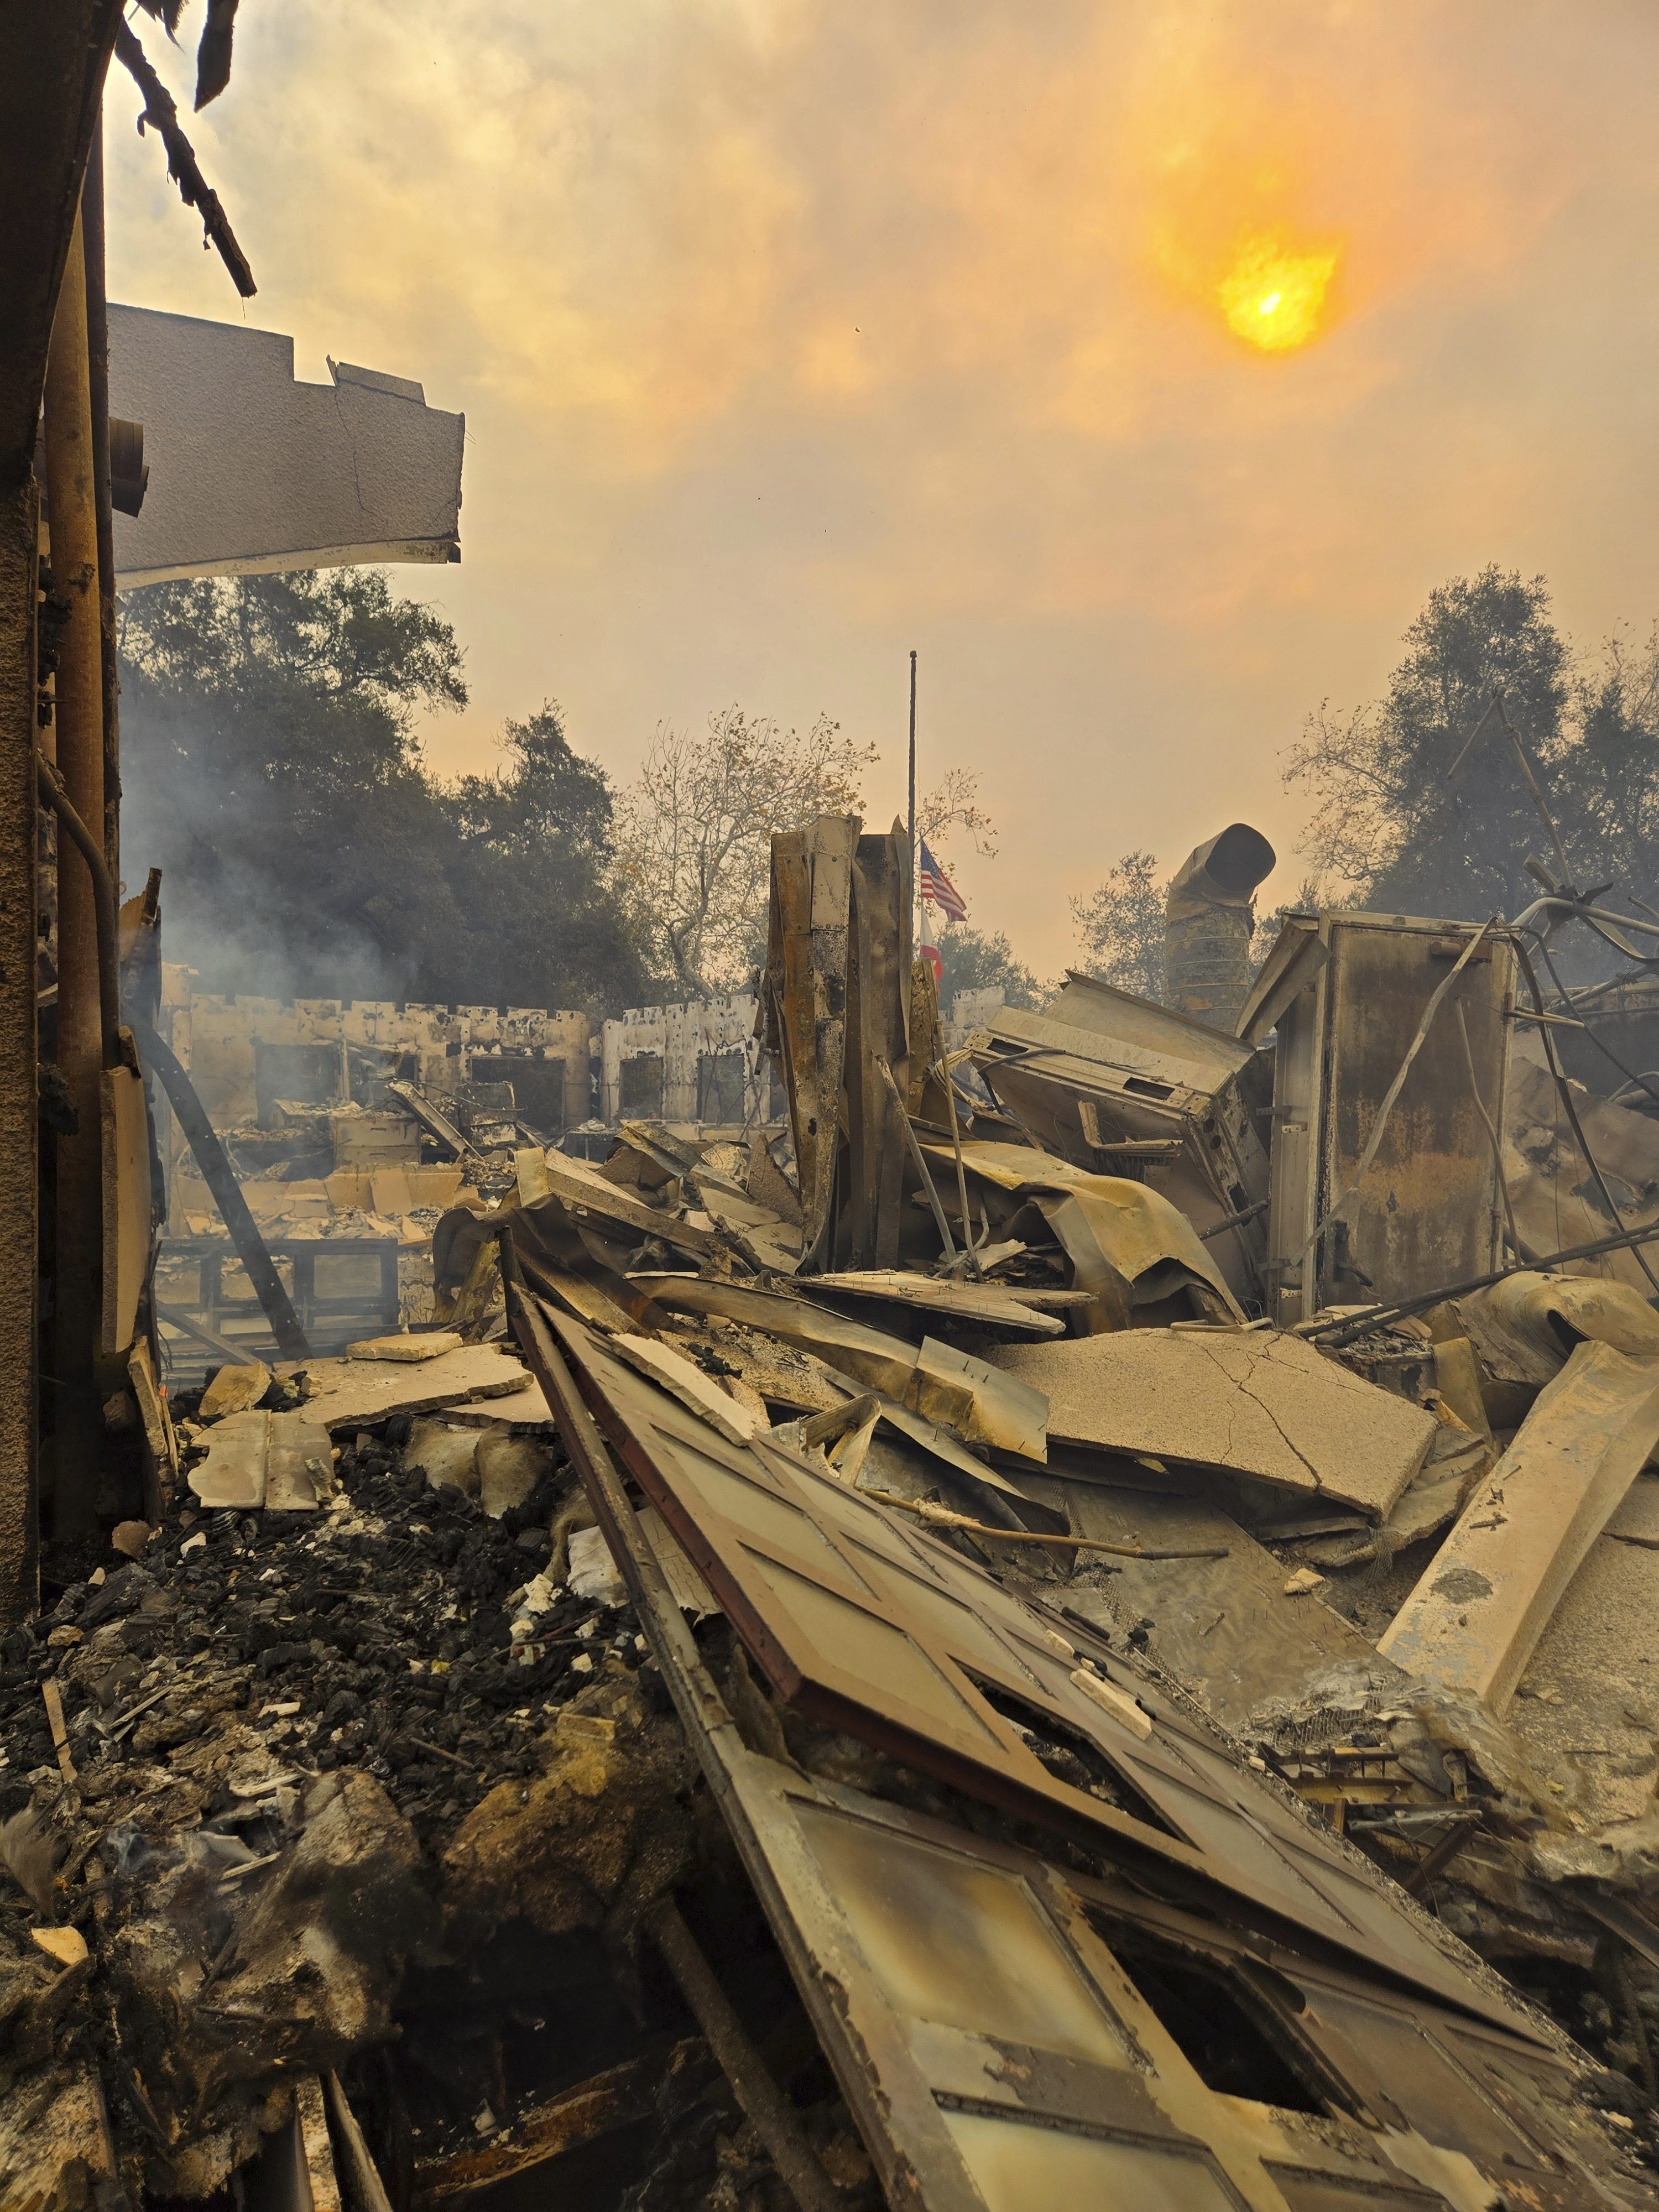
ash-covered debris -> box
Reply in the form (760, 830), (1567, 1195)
(0, 1417), (859, 2206)
(14, 815), (1659, 2207)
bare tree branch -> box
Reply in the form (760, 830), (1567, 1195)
(614, 707), (878, 998)
(115, 18), (256, 297)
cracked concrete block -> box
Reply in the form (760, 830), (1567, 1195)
(989, 1326), (1435, 1516)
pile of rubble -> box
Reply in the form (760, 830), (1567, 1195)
(12, 813), (1659, 2210)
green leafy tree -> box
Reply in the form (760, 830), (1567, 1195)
(118, 570), (645, 1010)
(1071, 850), (1167, 1000)
(936, 924), (1041, 1010)
(441, 703), (648, 1009)
(1285, 568), (1574, 919)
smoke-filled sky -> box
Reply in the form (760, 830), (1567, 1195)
(104, 1), (1659, 977)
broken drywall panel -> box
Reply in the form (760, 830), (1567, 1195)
(290, 1344), (533, 1432)
(1379, 1340), (1659, 1712)
(189, 1408), (272, 1509)
(263, 1415), (334, 1511)
(108, 303), (465, 582)
(990, 1328), (1435, 1517)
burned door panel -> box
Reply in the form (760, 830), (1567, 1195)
(521, 1284), (1639, 2212)
(541, 1304), (1558, 2036)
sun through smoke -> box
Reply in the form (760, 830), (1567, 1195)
(1217, 234), (1339, 351)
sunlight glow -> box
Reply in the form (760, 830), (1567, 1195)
(1218, 236), (1338, 351)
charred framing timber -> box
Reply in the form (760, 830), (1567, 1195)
(648, 1902), (843, 2212)
(44, 200), (112, 1530)
(0, 484), (38, 1626)
(839, 822), (913, 1270)
(132, 1014), (310, 1361)
(0, 0), (122, 1615)
(763, 816), (856, 1269)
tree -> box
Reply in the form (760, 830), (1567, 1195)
(614, 706), (878, 998)
(1071, 851), (1167, 1000)
(1281, 570), (1659, 966)
(918, 769), (998, 860)
(118, 570), (644, 1010)
(436, 703), (649, 1009)
(1563, 625), (1659, 907)
(1284, 568), (1573, 921)
(936, 925), (1041, 1009)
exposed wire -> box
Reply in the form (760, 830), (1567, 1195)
(1512, 940), (1659, 1296)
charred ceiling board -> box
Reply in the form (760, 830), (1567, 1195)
(514, 1293), (1630, 2212)
(803, 1271), (1067, 1338)
(536, 1303), (1550, 2035)
(1243, 913), (1517, 1327)
(764, 817), (857, 1267)
(108, 306), (465, 582)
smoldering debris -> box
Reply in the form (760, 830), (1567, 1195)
(18, 813), (1659, 2209)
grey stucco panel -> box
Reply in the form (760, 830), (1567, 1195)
(108, 304), (464, 582)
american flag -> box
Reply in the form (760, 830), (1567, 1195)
(919, 839), (967, 922)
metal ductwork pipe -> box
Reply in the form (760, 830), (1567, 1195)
(1164, 823), (1276, 1029)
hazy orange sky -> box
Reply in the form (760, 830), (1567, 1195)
(104, 1), (1659, 979)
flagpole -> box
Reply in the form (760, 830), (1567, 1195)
(907, 649), (917, 946)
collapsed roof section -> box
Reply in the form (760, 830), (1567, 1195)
(107, 303), (465, 583)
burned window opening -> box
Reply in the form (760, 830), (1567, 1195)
(1098, 1926), (1331, 2115)
(966, 1673), (1180, 1838)
(472, 1053), (568, 1134)
(619, 1052), (665, 1118)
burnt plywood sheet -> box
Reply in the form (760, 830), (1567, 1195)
(536, 1302), (1549, 2032)
(990, 1329), (1435, 1519)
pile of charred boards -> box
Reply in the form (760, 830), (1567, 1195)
(12, 816), (1659, 2210)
